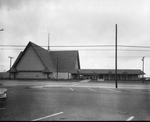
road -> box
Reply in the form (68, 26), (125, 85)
(0, 80), (150, 121)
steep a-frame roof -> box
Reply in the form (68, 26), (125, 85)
(10, 51), (23, 72)
(30, 42), (56, 72)
(50, 51), (80, 72)
(12, 42), (56, 72)
(11, 51), (23, 69)
(11, 42), (80, 72)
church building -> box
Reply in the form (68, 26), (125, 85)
(10, 41), (80, 79)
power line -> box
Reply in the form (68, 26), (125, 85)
(115, 45), (150, 48)
(7, 55), (150, 58)
(0, 48), (149, 52)
(0, 44), (150, 48)
(0, 45), (25, 47)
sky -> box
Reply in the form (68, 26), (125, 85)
(0, 0), (150, 77)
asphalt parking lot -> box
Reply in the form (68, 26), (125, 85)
(0, 80), (150, 121)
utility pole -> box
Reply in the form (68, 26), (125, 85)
(142, 56), (145, 83)
(8, 56), (14, 79)
(48, 33), (50, 51)
(115, 24), (118, 88)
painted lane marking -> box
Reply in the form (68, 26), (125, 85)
(32, 112), (64, 121)
(69, 88), (74, 91)
(126, 116), (134, 121)
(87, 88), (97, 92)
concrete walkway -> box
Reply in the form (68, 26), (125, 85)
(79, 79), (91, 83)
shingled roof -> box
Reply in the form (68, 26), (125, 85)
(30, 42), (56, 72)
(50, 51), (80, 72)
(11, 41), (80, 73)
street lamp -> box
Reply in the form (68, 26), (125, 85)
(142, 56), (145, 83)
(8, 56), (14, 79)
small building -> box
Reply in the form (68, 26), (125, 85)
(9, 41), (80, 79)
(71, 69), (144, 81)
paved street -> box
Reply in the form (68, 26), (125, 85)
(0, 80), (150, 121)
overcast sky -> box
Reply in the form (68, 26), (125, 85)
(0, 0), (150, 76)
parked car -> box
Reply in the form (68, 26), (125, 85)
(0, 88), (7, 101)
